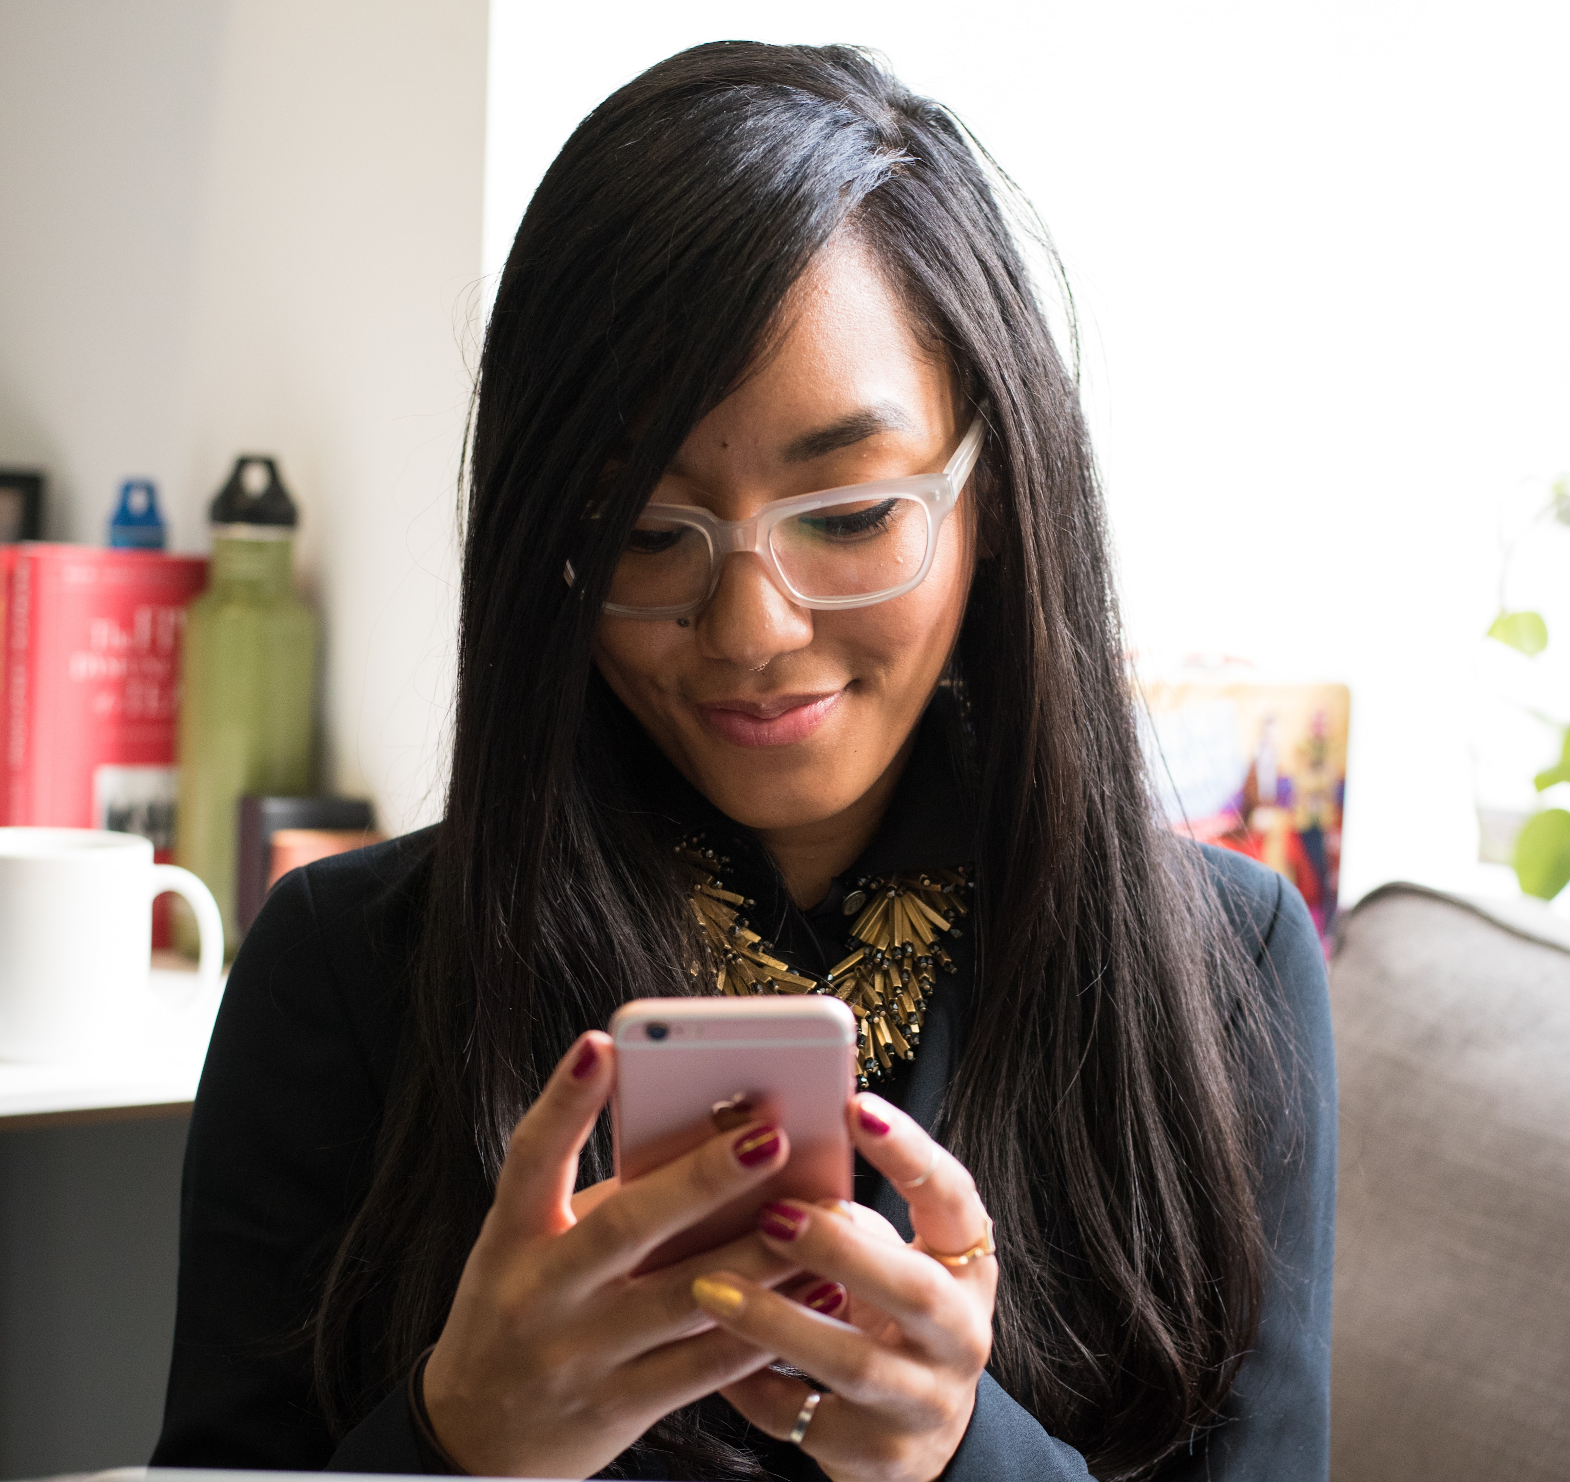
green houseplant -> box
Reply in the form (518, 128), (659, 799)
(1487, 476), (1570, 900)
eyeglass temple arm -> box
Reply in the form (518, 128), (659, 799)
(945, 415), (988, 495)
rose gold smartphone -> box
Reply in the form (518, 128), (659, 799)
(610, 995), (857, 1272)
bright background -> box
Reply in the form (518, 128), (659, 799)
(3, 0), (1567, 910)
(0, 0), (485, 847)
(487, 0), (1570, 907)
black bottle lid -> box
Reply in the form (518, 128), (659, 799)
(209, 456), (298, 529)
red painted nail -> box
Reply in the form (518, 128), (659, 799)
(759, 1201), (805, 1241)
(733, 1125), (781, 1167)
(857, 1103), (891, 1136)
(570, 1040), (598, 1080)
(804, 1281), (845, 1314)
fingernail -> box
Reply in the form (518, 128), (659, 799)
(570, 1039), (598, 1080)
(692, 1275), (745, 1318)
(804, 1281), (845, 1314)
(758, 1201), (805, 1241)
(857, 1102), (891, 1136)
(733, 1125), (781, 1167)
(710, 1093), (755, 1132)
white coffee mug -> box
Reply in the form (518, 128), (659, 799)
(0, 827), (224, 1062)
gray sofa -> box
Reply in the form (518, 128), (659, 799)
(1329, 884), (1570, 1480)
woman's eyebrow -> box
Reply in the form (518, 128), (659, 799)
(780, 403), (914, 464)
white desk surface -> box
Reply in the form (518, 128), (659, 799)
(0, 959), (221, 1131)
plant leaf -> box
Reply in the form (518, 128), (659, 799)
(1487, 610), (1548, 656)
(1552, 475), (1570, 528)
(1535, 728), (1570, 792)
(1514, 808), (1570, 900)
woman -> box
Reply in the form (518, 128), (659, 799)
(153, 41), (1334, 1482)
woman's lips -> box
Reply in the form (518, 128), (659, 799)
(695, 691), (843, 748)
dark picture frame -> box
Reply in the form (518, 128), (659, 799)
(0, 468), (44, 542)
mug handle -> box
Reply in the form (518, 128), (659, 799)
(150, 863), (226, 1009)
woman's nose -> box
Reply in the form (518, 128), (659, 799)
(694, 552), (814, 666)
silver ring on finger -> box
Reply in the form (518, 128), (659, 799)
(897, 1142), (940, 1190)
(788, 1391), (822, 1446)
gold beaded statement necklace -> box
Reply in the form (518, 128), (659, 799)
(677, 836), (971, 1088)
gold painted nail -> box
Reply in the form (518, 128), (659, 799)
(692, 1275), (746, 1318)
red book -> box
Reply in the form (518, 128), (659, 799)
(0, 544), (16, 825)
(3, 545), (209, 935)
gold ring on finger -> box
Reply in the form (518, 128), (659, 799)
(929, 1212), (997, 1268)
(896, 1142), (940, 1190)
(787, 1390), (821, 1446)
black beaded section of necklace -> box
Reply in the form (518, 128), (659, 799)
(677, 835), (970, 1088)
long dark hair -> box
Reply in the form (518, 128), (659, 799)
(314, 41), (1274, 1480)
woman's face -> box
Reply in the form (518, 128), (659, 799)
(593, 234), (974, 839)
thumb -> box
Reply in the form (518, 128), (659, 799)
(487, 1031), (613, 1241)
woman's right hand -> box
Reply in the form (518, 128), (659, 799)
(420, 1030), (813, 1478)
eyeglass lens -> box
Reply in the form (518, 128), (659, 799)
(608, 494), (932, 611)
(609, 518), (712, 611)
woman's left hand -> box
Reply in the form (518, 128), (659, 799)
(691, 1092), (996, 1482)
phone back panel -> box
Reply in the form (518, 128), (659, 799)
(611, 996), (856, 1270)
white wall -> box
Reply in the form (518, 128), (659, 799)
(5, 0), (1562, 893)
(485, 0), (1570, 907)
(0, 0), (488, 835)
(0, 8), (486, 1472)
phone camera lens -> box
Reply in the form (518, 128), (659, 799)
(646, 1022), (670, 1042)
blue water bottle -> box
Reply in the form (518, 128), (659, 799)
(107, 478), (167, 549)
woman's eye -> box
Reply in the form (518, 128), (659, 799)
(626, 525), (685, 556)
(799, 498), (900, 540)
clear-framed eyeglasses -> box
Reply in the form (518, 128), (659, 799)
(597, 415), (987, 619)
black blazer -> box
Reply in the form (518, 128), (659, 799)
(152, 812), (1334, 1478)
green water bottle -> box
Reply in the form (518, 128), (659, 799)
(176, 456), (317, 953)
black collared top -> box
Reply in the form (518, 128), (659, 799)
(152, 695), (1335, 1481)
